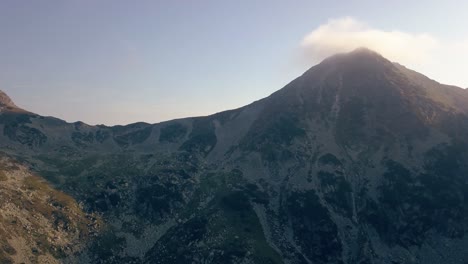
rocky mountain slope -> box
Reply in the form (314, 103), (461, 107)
(0, 155), (100, 264)
(1, 48), (468, 263)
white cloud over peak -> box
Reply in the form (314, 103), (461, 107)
(300, 17), (468, 87)
(301, 17), (438, 65)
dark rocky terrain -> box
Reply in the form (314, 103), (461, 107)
(1, 48), (468, 263)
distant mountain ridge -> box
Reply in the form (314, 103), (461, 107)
(1, 48), (468, 263)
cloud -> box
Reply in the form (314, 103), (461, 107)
(301, 17), (438, 65)
(300, 17), (468, 87)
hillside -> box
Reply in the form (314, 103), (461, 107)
(1, 48), (468, 263)
(0, 155), (100, 263)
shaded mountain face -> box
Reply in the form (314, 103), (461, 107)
(2, 48), (468, 264)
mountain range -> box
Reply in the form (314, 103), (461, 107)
(1, 48), (468, 264)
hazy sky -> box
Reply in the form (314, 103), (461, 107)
(1, 1), (467, 125)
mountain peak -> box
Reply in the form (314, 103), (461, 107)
(308, 47), (396, 81)
(0, 90), (20, 112)
(322, 47), (389, 65)
(349, 47), (381, 55)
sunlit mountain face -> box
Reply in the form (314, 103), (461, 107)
(2, 49), (468, 264)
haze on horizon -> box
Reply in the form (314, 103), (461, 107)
(1, 0), (467, 125)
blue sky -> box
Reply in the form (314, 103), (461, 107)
(1, 1), (467, 125)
